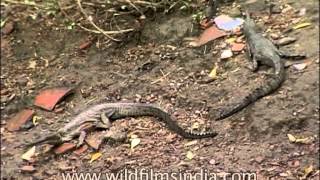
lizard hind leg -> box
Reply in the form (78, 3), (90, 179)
(77, 131), (87, 147)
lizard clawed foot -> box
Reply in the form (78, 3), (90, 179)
(77, 131), (87, 148)
(98, 111), (113, 129)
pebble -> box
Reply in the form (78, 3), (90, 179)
(276, 37), (297, 46)
(1, 22), (14, 35)
(220, 49), (233, 59)
(270, 33), (280, 40)
(255, 156), (264, 163)
(21, 165), (36, 173)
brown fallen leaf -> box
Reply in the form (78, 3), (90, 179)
(73, 145), (88, 155)
(54, 143), (76, 154)
(79, 40), (92, 50)
(85, 132), (105, 150)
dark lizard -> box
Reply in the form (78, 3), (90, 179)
(25, 103), (217, 147)
(214, 11), (305, 120)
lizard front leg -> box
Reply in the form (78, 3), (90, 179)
(77, 110), (114, 147)
(96, 109), (114, 129)
(246, 44), (258, 71)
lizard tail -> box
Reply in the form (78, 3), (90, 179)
(215, 69), (285, 121)
(149, 106), (218, 139)
(23, 133), (61, 147)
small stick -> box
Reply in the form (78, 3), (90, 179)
(76, 0), (134, 41)
(151, 70), (171, 84)
(3, 0), (46, 8)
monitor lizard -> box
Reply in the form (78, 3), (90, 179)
(25, 103), (217, 147)
(214, 11), (305, 120)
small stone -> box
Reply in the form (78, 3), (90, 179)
(16, 78), (28, 86)
(54, 107), (64, 113)
(298, 8), (307, 16)
(288, 160), (300, 167)
(44, 169), (57, 175)
(229, 7), (242, 17)
(209, 159), (216, 165)
(0, 89), (9, 95)
(154, 50), (161, 55)
(1, 22), (14, 35)
(270, 33), (280, 40)
(220, 49), (233, 59)
(276, 37), (297, 46)
(21, 165), (36, 173)
(255, 156), (264, 163)
(279, 172), (288, 177)
(270, 4), (282, 14)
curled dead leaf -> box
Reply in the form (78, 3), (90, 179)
(130, 137), (141, 150)
(186, 151), (195, 160)
(21, 146), (36, 161)
(90, 152), (102, 163)
(287, 134), (296, 142)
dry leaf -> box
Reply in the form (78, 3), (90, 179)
(293, 23), (311, 30)
(32, 116), (41, 126)
(28, 61), (37, 69)
(295, 137), (313, 144)
(90, 152), (102, 163)
(220, 49), (233, 59)
(184, 140), (198, 147)
(287, 134), (296, 142)
(302, 165), (313, 179)
(186, 151), (195, 160)
(209, 66), (218, 79)
(191, 122), (199, 129)
(226, 37), (236, 44)
(130, 138), (141, 149)
(21, 146), (36, 161)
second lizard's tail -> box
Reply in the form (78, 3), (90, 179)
(214, 69), (285, 120)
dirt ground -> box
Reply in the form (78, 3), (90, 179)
(1, 0), (319, 179)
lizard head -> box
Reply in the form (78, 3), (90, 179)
(243, 10), (256, 33)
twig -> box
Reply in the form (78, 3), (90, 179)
(77, 24), (134, 35)
(56, 0), (75, 22)
(151, 70), (171, 84)
(131, 0), (160, 7)
(125, 0), (144, 16)
(3, 0), (46, 8)
(76, 0), (134, 41)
